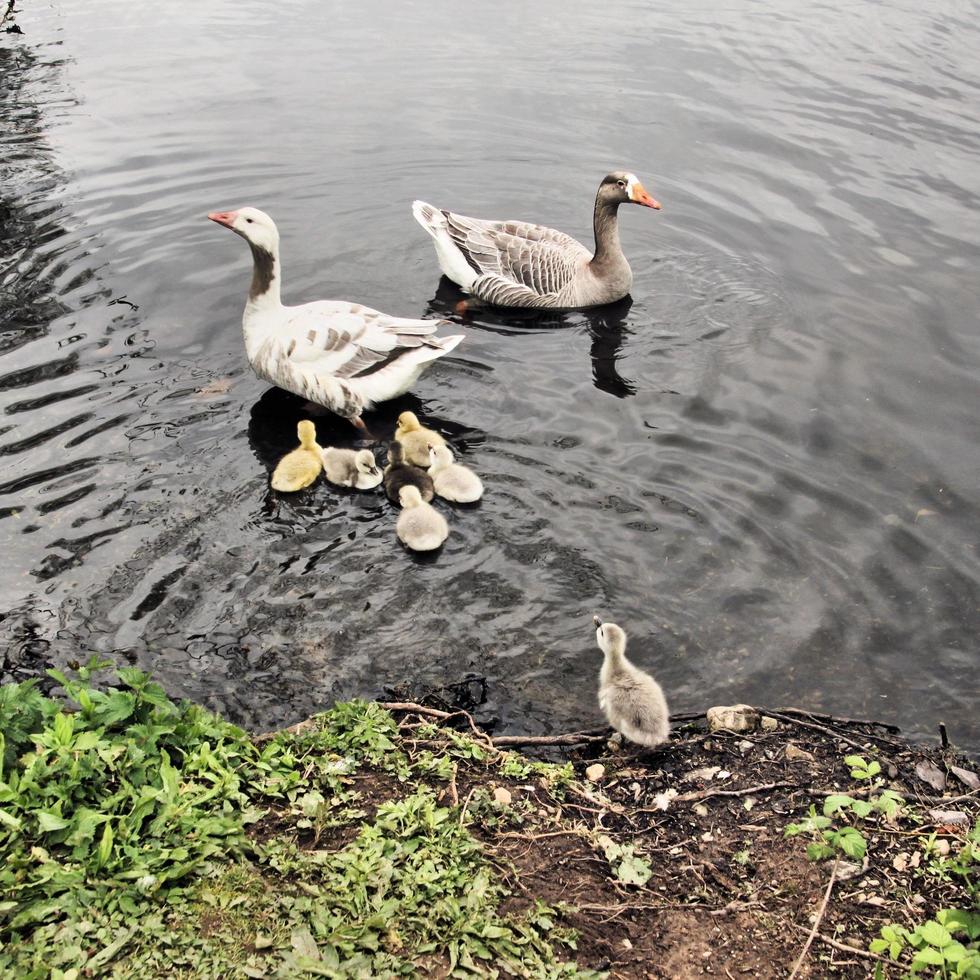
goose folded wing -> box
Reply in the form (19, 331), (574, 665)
(444, 214), (588, 296)
(278, 305), (439, 379)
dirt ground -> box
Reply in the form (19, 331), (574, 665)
(352, 701), (979, 979)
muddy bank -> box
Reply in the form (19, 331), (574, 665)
(1, 659), (977, 978)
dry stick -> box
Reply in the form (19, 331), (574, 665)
(632, 781), (799, 813)
(788, 858), (839, 980)
(771, 706), (902, 734)
(764, 710), (879, 754)
(491, 731), (608, 747)
(0, 0), (14, 31)
(789, 925), (891, 965)
(677, 780), (799, 803)
(378, 701), (454, 720)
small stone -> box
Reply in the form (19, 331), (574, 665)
(706, 704), (761, 733)
(738, 740), (755, 754)
(951, 766), (980, 791)
(693, 803), (709, 816)
(836, 860), (865, 881)
(493, 787), (512, 805)
(621, 938), (633, 950)
(933, 839), (951, 857)
(761, 716), (779, 732)
(585, 764), (606, 782)
(785, 743), (815, 763)
(928, 809), (968, 825)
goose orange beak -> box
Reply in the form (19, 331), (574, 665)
(207, 210), (238, 227)
(630, 184), (661, 210)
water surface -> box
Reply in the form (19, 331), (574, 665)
(2, 0), (978, 747)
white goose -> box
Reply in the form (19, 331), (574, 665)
(208, 207), (464, 432)
(412, 171), (661, 310)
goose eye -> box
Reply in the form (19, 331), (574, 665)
(617, 180), (626, 189)
(245, 217), (254, 224)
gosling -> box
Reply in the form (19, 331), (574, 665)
(593, 615), (670, 749)
(384, 440), (434, 505)
(394, 410), (446, 467)
(428, 445), (483, 503)
(321, 447), (382, 490)
(396, 485), (448, 551)
(271, 420), (323, 492)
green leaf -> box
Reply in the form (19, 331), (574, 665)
(92, 690), (136, 727)
(850, 800), (873, 818)
(918, 920), (952, 949)
(0, 808), (22, 830)
(615, 851), (652, 886)
(97, 820), (114, 868)
(912, 946), (947, 966)
(37, 810), (71, 833)
(823, 795), (854, 816)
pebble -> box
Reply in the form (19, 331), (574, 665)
(585, 764), (606, 782)
(493, 787), (512, 805)
(785, 743), (816, 763)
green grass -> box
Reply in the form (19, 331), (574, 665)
(0, 659), (596, 978)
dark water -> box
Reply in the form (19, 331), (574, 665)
(2, 0), (978, 748)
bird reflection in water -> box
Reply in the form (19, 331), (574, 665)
(426, 277), (636, 398)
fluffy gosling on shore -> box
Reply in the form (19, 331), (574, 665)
(384, 440), (434, 504)
(321, 447), (382, 489)
(428, 444), (483, 503)
(394, 410), (446, 467)
(271, 420), (323, 492)
(593, 615), (670, 748)
(396, 485), (449, 551)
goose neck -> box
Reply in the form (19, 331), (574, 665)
(591, 194), (624, 268)
(246, 240), (282, 311)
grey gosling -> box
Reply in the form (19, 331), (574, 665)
(396, 485), (448, 551)
(427, 444), (484, 503)
(321, 447), (382, 489)
(593, 615), (670, 748)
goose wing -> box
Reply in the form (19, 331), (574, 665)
(276, 301), (448, 380)
(442, 213), (591, 301)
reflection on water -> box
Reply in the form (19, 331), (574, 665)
(1, 0), (978, 747)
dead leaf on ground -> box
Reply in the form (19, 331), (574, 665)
(915, 759), (947, 792)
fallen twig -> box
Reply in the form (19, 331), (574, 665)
(790, 924), (891, 965)
(491, 731), (608, 747)
(379, 701), (454, 720)
(788, 858), (839, 980)
(764, 710), (879, 754)
(771, 706), (902, 734)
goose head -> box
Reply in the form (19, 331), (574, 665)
(355, 449), (380, 477)
(599, 172), (661, 210)
(396, 411), (421, 434)
(428, 444), (454, 469)
(593, 615), (628, 657)
(297, 419), (318, 450)
(399, 484), (423, 508)
(207, 206), (280, 252)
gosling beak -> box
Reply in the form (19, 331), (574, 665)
(593, 615), (603, 628)
(629, 183), (661, 210)
(207, 210), (239, 228)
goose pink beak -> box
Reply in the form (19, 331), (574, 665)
(208, 210), (238, 227)
(630, 184), (662, 210)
